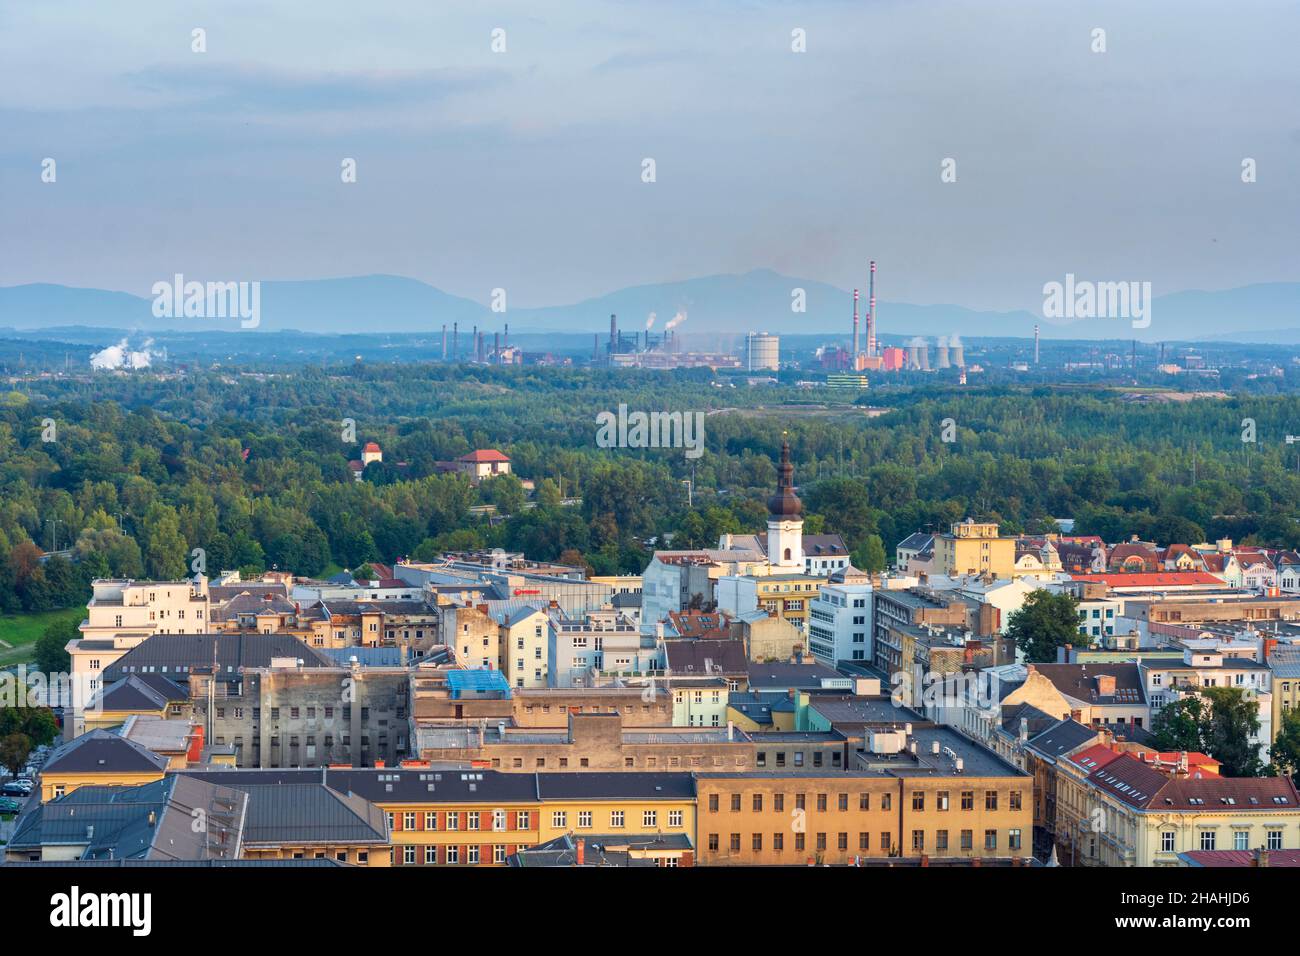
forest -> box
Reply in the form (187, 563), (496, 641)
(4, 362), (1300, 621)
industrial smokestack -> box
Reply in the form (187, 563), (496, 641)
(442, 324), (447, 360)
(494, 331), (500, 360)
(453, 322), (459, 361)
(1034, 324), (1040, 365)
(504, 323), (509, 348)
(852, 288), (860, 360)
(867, 260), (877, 357)
(610, 313), (618, 356)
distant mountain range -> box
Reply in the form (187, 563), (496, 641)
(1, 271), (1297, 344)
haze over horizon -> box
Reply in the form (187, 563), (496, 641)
(3, 0), (1299, 322)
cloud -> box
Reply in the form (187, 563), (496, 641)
(122, 62), (509, 113)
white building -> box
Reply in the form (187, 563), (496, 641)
(1141, 647), (1274, 761)
(547, 608), (658, 688)
(807, 565), (873, 666)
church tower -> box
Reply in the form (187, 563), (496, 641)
(766, 439), (804, 570)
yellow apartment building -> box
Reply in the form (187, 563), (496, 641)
(933, 520), (1017, 578)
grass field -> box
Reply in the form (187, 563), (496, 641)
(0, 607), (83, 669)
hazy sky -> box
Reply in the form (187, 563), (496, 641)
(2, 0), (1297, 312)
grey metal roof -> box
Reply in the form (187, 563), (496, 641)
(536, 772), (696, 801)
(746, 661), (847, 689)
(42, 729), (171, 775)
(237, 783), (389, 846)
(104, 633), (333, 682)
(8, 775), (247, 862)
(91, 673), (187, 712)
(1024, 718), (1098, 760)
(319, 646), (405, 667)
(663, 639), (748, 675)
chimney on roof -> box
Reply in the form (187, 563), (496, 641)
(575, 837), (585, 866)
(1254, 847), (1270, 867)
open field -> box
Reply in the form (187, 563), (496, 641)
(0, 607), (83, 670)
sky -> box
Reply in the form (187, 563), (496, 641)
(1, 0), (1297, 313)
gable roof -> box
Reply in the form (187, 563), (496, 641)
(1024, 718), (1099, 760)
(1088, 754), (1300, 811)
(897, 532), (933, 551)
(459, 449), (511, 463)
(1028, 663), (1146, 706)
(43, 729), (172, 776)
(237, 783), (389, 847)
(91, 673), (188, 712)
(8, 775), (247, 860)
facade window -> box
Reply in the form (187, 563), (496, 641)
(643, 810), (658, 827)
(1200, 831), (1216, 851)
(669, 810), (683, 828)
(1161, 831), (1175, 853)
(984, 829), (998, 851)
(552, 811), (566, 828)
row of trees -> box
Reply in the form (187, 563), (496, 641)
(7, 370), (1300, 623)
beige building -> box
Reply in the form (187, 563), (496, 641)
(1001, 663), (1151, 730)
(440, 603), (501, 670)
(79, 576), (211, 645)
(933, 520), (1017, 578)
(1054, 749), (1300, 866)
(497, 605), (550, 689)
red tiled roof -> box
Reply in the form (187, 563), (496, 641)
(1069, 572), (1226, 587)
(1089, 753), (1300, 810)
(1065, 744), (1123, 774)
(459, 449), (511, 463)
(363, 442), (381, 452)
(1181, 849), (1300, 867)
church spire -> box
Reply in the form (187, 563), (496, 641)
(767, 439), (803, 519)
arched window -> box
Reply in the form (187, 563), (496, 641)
(784, 548), (792, 561)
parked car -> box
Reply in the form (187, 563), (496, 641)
(1, 782), (30, 797)
(0, 797), (21, 813)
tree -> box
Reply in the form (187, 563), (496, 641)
(34, 617), (77, 674)
(0, 733), (31, 780)
(1271, 708), (1300, 785)
(854, 534), (887, 573)
(1007, 589), (1082, 663)
(1203, 687), (1264, 777)
(1152, 688), (1264, 777)
(141, 502), (188, 579)
(484, 473), (527, 517)
(1151, 695), (1206, 752)
(536, 478), (562, 509)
